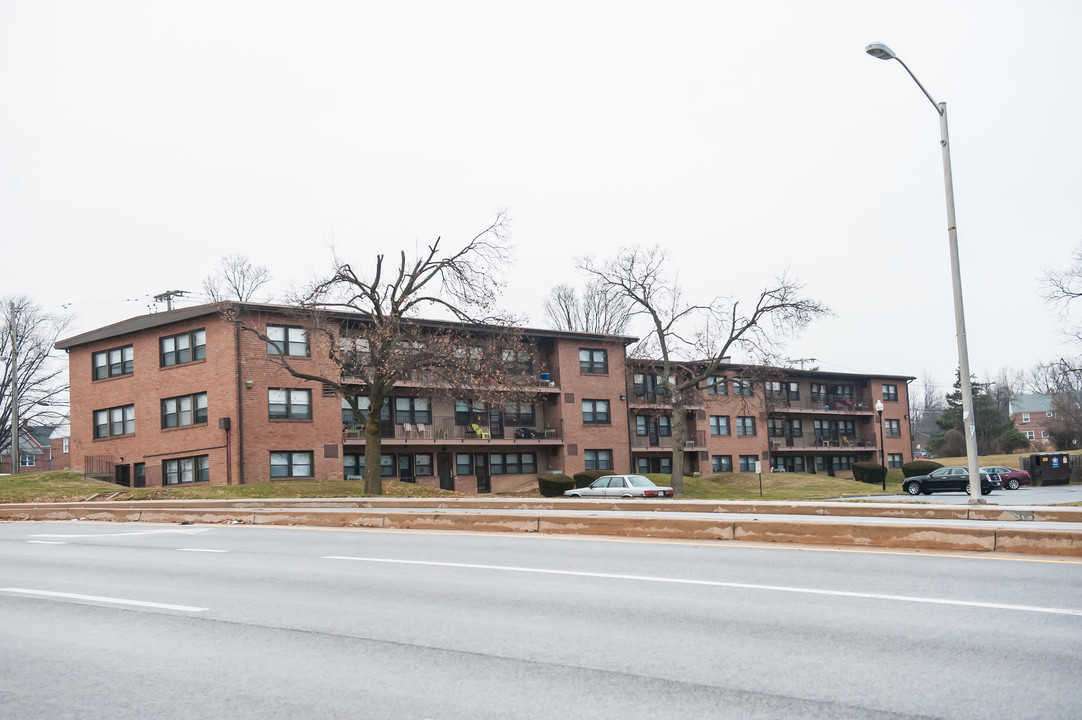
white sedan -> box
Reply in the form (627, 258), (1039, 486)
(564, 474), (675, 498)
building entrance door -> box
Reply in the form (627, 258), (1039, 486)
(437, 453), (454, 491)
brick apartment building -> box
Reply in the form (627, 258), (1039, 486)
(55, 303), (913, 492)
(1009, 394), (1057, 451)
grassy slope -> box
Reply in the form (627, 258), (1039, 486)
(7, 450), (1079, 504)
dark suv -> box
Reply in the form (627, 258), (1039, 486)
(902, 466), (998, 496)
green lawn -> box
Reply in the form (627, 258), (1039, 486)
(671, 471), (905, 501)
(0, 471), (457, 504)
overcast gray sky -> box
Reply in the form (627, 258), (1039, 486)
(3, 1), (1080, 399)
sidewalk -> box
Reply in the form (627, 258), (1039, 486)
(3, 497), (1081, 557)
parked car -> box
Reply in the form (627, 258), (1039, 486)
(902, 466), (998, 496)
(564, 474), (675, 498)
(980, 465), (1032, 490)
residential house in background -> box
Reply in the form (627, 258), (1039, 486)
(1009, 394), (1057, 450)
(0, 425), (55, 474)
(55, 303), (914, 491)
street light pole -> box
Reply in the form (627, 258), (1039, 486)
(866, 42), (983, 503)
(876, 399), (886, 491)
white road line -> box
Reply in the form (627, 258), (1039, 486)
(177, 548), (228, 553)
(1, 588), (207, 613)
(30, 529), (209, 539)
(27, 540), (67, 545)
(323, 556), (1082, 618)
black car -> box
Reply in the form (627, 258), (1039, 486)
(902, 466), (998, 496)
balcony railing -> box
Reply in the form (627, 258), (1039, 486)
(631, 429), (707, 450)
(343, 415), (563, 444)
(767, 433), (877, 451)
(766, 394), (875, 413)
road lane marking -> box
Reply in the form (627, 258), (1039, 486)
(29, 529), (209, 539)
(27, 540), (67, 545)
(0, 588), (207, 613)
(177, 548), (228, 553)
(323, 556), (1082, 618)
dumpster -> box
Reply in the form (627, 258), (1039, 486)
(1027, 453), (1071, 486)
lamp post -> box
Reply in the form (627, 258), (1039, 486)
(876, 399), (886, 491)
(866, 42), (983, 503)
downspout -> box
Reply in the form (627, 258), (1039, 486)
(235, 321), (246, 484)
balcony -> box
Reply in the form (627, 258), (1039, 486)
(766, 394), (876, 415)
(343, 415), (563, 445)
(631, 430), (707, 451)
(767, 433), (878, 452)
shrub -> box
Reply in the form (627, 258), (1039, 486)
(538, 474), (575, 497)
(852, 462), (887, 485)
(902, 460), (943, 478)
(572, 470), (611, 488)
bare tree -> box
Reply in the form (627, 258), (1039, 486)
(226, 213), (539, 494)
(580, 245), (829, 493)
(203, 255), (272, 302)
(1, 297), (71, 458)
(543, 278), (633, 335)
(908, 371), (944, 453)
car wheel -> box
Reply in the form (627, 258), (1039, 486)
(964, 486), (971, 495)
(567, 493), (581, 498)
(1008, 478), (1020, 490)
(906, 483), (921, 496)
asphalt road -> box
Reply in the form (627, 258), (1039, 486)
(2, 521), (1081, 719)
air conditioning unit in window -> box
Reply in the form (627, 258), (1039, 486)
(685, 440), (695, 448)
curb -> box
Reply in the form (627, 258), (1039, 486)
(4, 504), (1081, 557)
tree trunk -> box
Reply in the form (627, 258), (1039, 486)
(364, 406), (384, 496)
(670, 400), (687, 495)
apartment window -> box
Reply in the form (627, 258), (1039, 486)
(787, 383), (800, 400)
(94, 405), (134, 438)
(710, 416), (730, 436)
(1025, 430), (1035, 440)
(344, 453), (395, 476)
(491, 452), (537, 475)
(160, 329), (206, 367)
(811, 383), (829, 403)
(882, 384), (899, 402)
(161, 392), (208, 429)
(582, 399), (611, 425)
(657, 416), (672, 436)
(888, 453), (903, 469)
(712, 455), (732, 473)
(502, 349), (534, 375)
(504, 402), (536, 425)
(407, 454), (430, 477)
(1047, 411), (1054, 417)
(736, 416), (756, 436)
(269, 388), (312, 420)
(455, 400), (486, 426)
(163, 455), (210, 485)
(579, 348), (608, 374)
(584, 449), (614, 471)
(1041, 430), (1049, 439)
(267, 325), (308, 357)
(884, 419), (901, 438)
(92, 345), (134, 380)
(20, 454), (35, 468)
(790, 419), (803, 437)
(836, 455), (856, 471)
(706, 376), (727, 395)
(767, 418), (786, 437)
(394, 397), (432, 425)
(270, 451), (313, 478)
(456, 453), (474, 476)
(344, 454), (363, 476)
(739, 455), (758, 472)
(62, 438), (69, 453)
(766, 381), (784, 400)
(1022, 413), (1031, 423)
(733, 378), (754, 396)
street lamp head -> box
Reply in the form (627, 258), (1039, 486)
(865, 43), (897, 60)
(875, 399), (884, 412)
